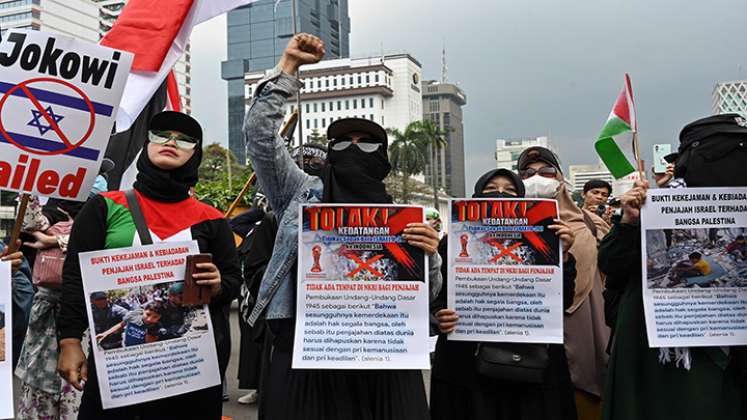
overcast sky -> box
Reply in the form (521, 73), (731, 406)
(191, 0), (747, 191)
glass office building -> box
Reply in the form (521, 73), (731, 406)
(222, 0), (350, 163)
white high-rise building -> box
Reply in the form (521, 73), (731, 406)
(0, 0), (100, 42)
(713, 80), (747, 117)
(568, 163), (614, 193)
(244, 53), (423, 147)
(95, 0), (192, 114)
(495, 136), (553, 172)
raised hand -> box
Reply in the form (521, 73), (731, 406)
(402, 223), (440, 256)
(654, 163), (675, 188)
(620, 179), (650, 224)
(279, 33), (326, 76)
(548, 219), (575, 262)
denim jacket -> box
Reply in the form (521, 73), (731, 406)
(244, 68), (442, 325)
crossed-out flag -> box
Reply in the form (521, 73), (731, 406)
(100, 0), (260, 189)
(595, 73), (639, 179)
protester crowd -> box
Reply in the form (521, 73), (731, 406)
(1, 32), (746, 420)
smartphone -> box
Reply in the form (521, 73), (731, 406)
(184, 253), (213, 306)
(653, 144), (672, 174)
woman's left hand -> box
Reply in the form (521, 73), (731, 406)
(194, 262), (222, 298)
(23, 231), (59, 250)
(403, 223), (439, 256)
(548, 219), (575, 261)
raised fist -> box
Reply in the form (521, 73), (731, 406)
(279, 33), (325, 75)
(620, 179), (649, 224)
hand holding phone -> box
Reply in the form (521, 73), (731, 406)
(184, 254), (215, 306)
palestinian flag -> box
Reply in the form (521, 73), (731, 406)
(595, 74), (638, 178)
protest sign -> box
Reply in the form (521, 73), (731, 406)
(293, 204), (430, 370)
(0, 261), (12, 419)
(0, 30), (132, 201)
(641, 187), (747, 347)
(446, 198), (564, 344)
(79, 241), (220, 409)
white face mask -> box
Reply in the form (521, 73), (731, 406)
(524, 176), (560, 198)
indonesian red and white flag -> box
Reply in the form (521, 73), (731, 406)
(100, 0), (260, 132)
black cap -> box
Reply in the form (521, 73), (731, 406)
(91, 291), (107, 300)
(149, 111), (203, 142)
(473, 168), (526, 198)
(327, 118), (388, 149)
(679, 113), (747, 149)
(517, 146), (562, 173)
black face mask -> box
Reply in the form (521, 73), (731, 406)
(323, 145), (392, 203)
(474, 191), (517, 199)
(134, 143), (202, 203)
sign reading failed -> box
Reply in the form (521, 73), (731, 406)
(0, 30), (132, 201)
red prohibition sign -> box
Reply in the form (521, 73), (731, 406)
(0, 77), (96, 156)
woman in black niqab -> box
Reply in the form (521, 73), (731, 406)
(430, 168), (578, 420)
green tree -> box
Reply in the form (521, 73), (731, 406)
(199, 143), (245, 185)
(387, 123), (428, 203)
(195, 143), (253, 211)
(415, 119), (449, 207)
(383, 174), (432, 204)
(307, 128), (328, 145)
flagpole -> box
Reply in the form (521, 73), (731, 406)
(632, 130), (646, 180)
(291, 0), (305, 170)
(7, 193), (30, 253)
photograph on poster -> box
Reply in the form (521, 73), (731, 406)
(301, 206), (426, 282)
(646, 228), (747, 289)
(452, 200), (560, 267)
(0, 304), (4, 362)
(91, 281), (209, 351)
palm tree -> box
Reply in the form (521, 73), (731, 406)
(387, 123), (428, 203)
(415, 119), (449, 208)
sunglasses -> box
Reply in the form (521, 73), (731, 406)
(148, 130), (199, 150)
(330, 137), (382, 153)
(303, 156), (326, 170)
(520, 166), (558, 179)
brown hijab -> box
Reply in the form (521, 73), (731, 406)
(555, 183), (610, 313)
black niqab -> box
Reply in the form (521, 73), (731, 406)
(322, 145), (392, 203)
(133, 139), (202, 203)
(472, 168), (525, 198)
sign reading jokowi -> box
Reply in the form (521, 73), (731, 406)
(0, 30), (132, 201)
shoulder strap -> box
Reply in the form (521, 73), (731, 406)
(125, 190), (153, 245)
(581, 210), (599, 239)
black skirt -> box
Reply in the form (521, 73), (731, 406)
(262, 319), (430, 420)
(78, 356), (223, 420)
(237, 314), (263, 389)
(430, 340), (576, 420)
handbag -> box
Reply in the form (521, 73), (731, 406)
(475, 342), (550, 384)
(32, 219), (73, 288)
